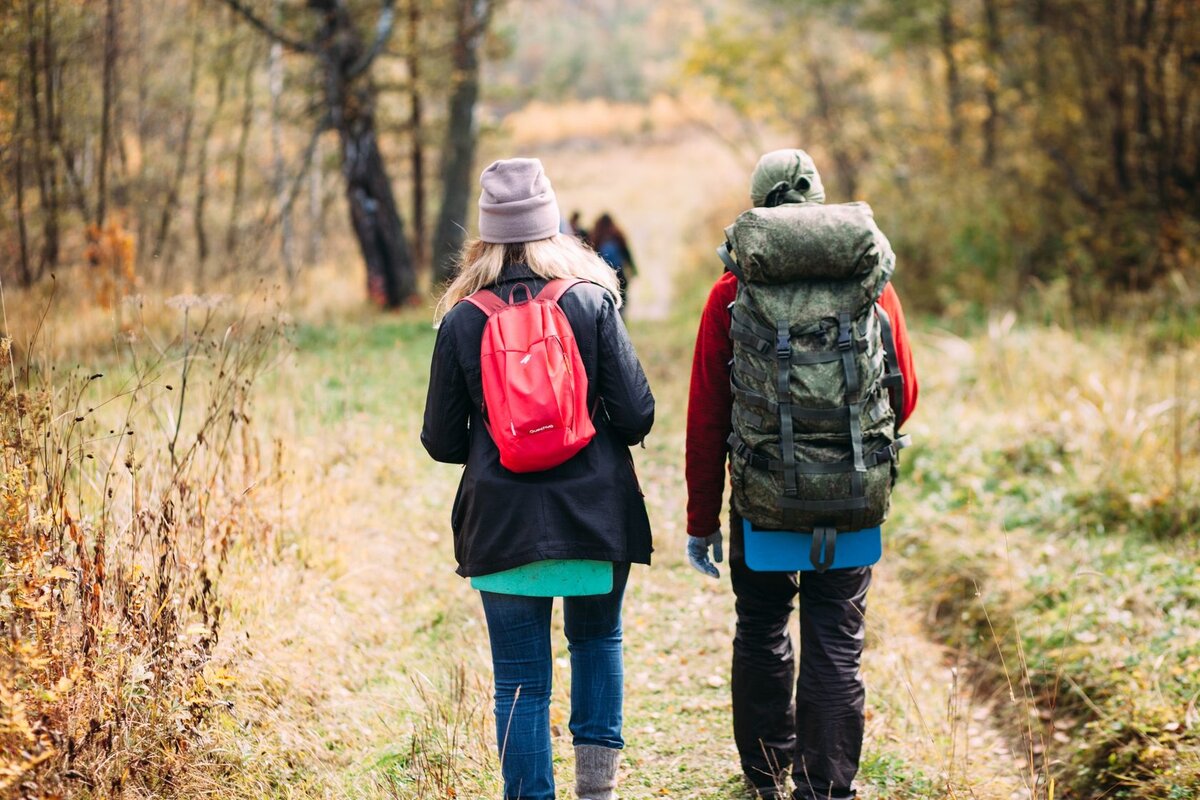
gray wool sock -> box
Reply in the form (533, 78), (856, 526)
(575, 744), (621, 800)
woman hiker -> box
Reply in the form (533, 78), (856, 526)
(590, 213), (638, 315)
(421, 158), (655, 800)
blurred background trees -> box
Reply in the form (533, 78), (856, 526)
(686, 0), (1199, 312)
(0, 0), (502, 308)
(0, 0), (1196, 315)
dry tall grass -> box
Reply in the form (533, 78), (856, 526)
(0, 280), (286, 797)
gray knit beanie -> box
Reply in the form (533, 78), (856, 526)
(478, 158), (562, 244)
(750, 149), (826, 207)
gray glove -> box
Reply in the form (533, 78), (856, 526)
(687, 531), (724, 579)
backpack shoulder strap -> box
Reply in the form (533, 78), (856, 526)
(717, 240), (745, 282)
(536, 278), (588, 304)
(461, 289), (508, 317)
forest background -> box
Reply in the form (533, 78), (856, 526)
(1, 0), (1198, 799)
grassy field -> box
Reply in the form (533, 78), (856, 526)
(182, 269), (1198, 800)
(189, 299), (1016, 800)
(5, 121), (1197, 799)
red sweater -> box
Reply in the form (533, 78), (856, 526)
(685, 272), (919, 537)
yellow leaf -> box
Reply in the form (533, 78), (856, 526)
(48, 566), (74, 580)
(206, 668), (237, 687)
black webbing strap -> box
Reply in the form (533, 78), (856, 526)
(730, 322), (773, 355)
(731, 327), (848, 366)
(791, 350), (846, 365)
(811, 527), (837, 572)
(776, 319), (797, 499)
(717, 241), (745, 281)
(732, 378), (850, 422)
(728, 432), (904, 474)
(778, 495), (869, 512)
(838, 311), (868, 530)
(732, 309), (864, 361)
(731, 307), (777, 343)
(875, 303), (906, 423)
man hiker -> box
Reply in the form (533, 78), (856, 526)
(684, 149), (919, 800)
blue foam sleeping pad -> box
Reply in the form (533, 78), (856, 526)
(744, 519), (882, 572)
(470, 559), (613, 597)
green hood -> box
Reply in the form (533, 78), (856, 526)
(750, 149), (826, 207)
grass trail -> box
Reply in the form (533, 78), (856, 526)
(195, 129), (1033, 798)
(204, 310), (1025, 799)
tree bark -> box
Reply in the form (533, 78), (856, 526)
(41, 0), (61, 269)
(195, 70), (228, 274)
(97, 0), (119, 227)
(222, 0), (414, 306)
(25, 0), (59, 277)
(306, 141), (323, 265)
(341, 124), (415, 305)
(134, 0), (150, 264)
(809, 58), (859, 199)
(154, 24), (201, 269)
(221, 0), (413, 305)
(14, 67), (33, 287)
(1107, 2), (1131, 193)
(981, 0), (1001, 168)
(42, 0), (88, 221)
(270, 0), (295, 281)
(407, 0), (426, 272)
(226, 47), (258, 255)
(432, 0), (492, 285)
(939, 0), (963, 148)
(314, 0), (415, 306)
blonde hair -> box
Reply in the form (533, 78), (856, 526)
(434, 233), (623, 322)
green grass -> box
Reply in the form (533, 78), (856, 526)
(185, 261), (1200, 800)
(890, 323), (1200, 799)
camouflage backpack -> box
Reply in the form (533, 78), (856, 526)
(719, 201), (910, 561)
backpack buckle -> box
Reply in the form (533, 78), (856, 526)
(775, 320), (791, 359)
(837, 313), (853, 350)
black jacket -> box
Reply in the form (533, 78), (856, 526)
(421, 263), (655, 577)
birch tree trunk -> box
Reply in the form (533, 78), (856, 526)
(270, 0), (295, 281)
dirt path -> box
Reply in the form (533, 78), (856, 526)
(510, 133), (752, 321)
(208, 129), (1027, 799)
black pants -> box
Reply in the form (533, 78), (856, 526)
(729, 513), (871, 800)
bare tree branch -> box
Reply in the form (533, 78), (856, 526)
(215, 0), (315, 53)
(346, 0), (397, 80)
(260, 114), (332, 231)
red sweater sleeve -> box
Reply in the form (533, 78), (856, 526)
(878, 283), (919, 426)
(685, 273), (738, 538)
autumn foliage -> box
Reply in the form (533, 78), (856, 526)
(0, 296), (284, 796)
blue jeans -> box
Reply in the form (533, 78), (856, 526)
(479, 562), (630, 800)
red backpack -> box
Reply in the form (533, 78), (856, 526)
(461, 279), (596, 472)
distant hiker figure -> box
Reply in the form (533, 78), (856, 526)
(684, 149), (919, 800)
(421, 158), (655, 800)
(570, 210), (591, 246)
(590, 213), (637, 315)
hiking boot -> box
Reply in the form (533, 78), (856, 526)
(575, 744), (620, 800)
